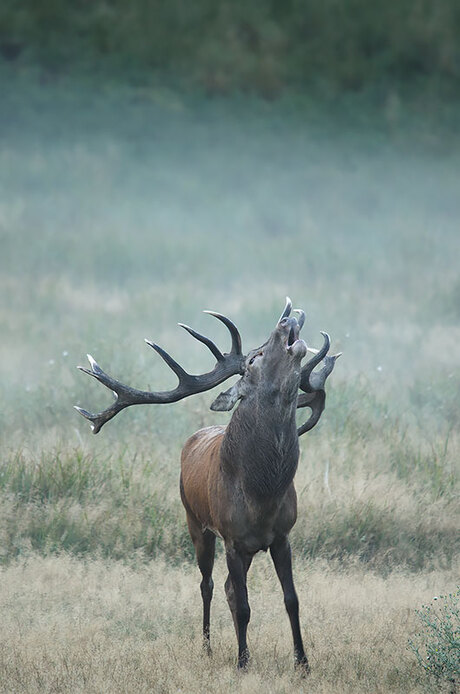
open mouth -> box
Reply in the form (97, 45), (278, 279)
(278, 313), (305, 356)
(287, 325), (298, 347)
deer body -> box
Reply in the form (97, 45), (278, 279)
(76, 298), (340, 672)
(181, 318), (310, 668)
(180, 422), (298, 552)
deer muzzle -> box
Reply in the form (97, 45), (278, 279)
(287, 338), (307, 359)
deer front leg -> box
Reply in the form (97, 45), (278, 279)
(270, 535), (310, 674)
(225, 546), (252, 670)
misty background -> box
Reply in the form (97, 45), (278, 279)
(0, 5), (459, 691)
(1, 1), (459, 441)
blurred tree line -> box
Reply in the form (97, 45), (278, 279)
(1, 0), (459, 96)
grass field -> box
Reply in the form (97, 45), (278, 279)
(0, 72), (459, 691)
(1, 555), (458, 693)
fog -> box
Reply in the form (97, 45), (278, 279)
(1, 80), (458, 442)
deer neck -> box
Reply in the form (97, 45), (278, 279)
(221, 394), (299, 501)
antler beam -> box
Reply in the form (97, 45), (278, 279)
(75, 312), (245, 434)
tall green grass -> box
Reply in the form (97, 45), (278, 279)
(1, 395), (457, 570)
(0, 447), (192, 562)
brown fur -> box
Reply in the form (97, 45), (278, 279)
(180, 426), (226, 532)
(180, 424), (298, 552)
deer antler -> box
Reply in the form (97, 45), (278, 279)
(279, 296), (293, 322)
(75, 312), (245, 434)
(297, 331), (341, 436)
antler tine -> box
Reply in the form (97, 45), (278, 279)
(144, 340), (191, 381)
(296, 391), (326, 436)
(296, 332), (341, 437)
(293, 309), (305, 330)
(74, 400), (127, 435)
(203, 311), (243, 356)
(77, 355), (123, 395)
(178, 323), (225, 362)
(279, 296), (292, 322)
(309, 353), (342, 391)
(300, 331), (330, 391)
(75, 354), (146, 434)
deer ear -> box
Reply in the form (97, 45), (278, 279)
(210, 381), (243, 411)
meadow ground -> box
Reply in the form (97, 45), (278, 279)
(0, 70), (459, 691)
(0, 554), (458, 693)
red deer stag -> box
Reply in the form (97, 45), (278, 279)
(75, 298), (340, 672)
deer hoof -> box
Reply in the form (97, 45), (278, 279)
(237, 649), (250, 671)
(295, 655), (310, 677)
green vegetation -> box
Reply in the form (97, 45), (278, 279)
(1, 414), (458, 570)
(1, 0), (460, 97)
(409, 589), (460, 688)
(0, 448), (192, 562)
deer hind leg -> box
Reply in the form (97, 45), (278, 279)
(186, 514), (216, 655)
(225, 547), (253, 670)
(270, 535), (310, 675)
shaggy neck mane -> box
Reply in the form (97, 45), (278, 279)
(221, 395), (299, 501)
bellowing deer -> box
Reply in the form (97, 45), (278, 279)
(75, 298), (340, 672)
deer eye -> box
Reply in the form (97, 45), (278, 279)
(249, 352), (263, 366)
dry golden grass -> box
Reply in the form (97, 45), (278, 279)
(0, 553), (457, 693)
